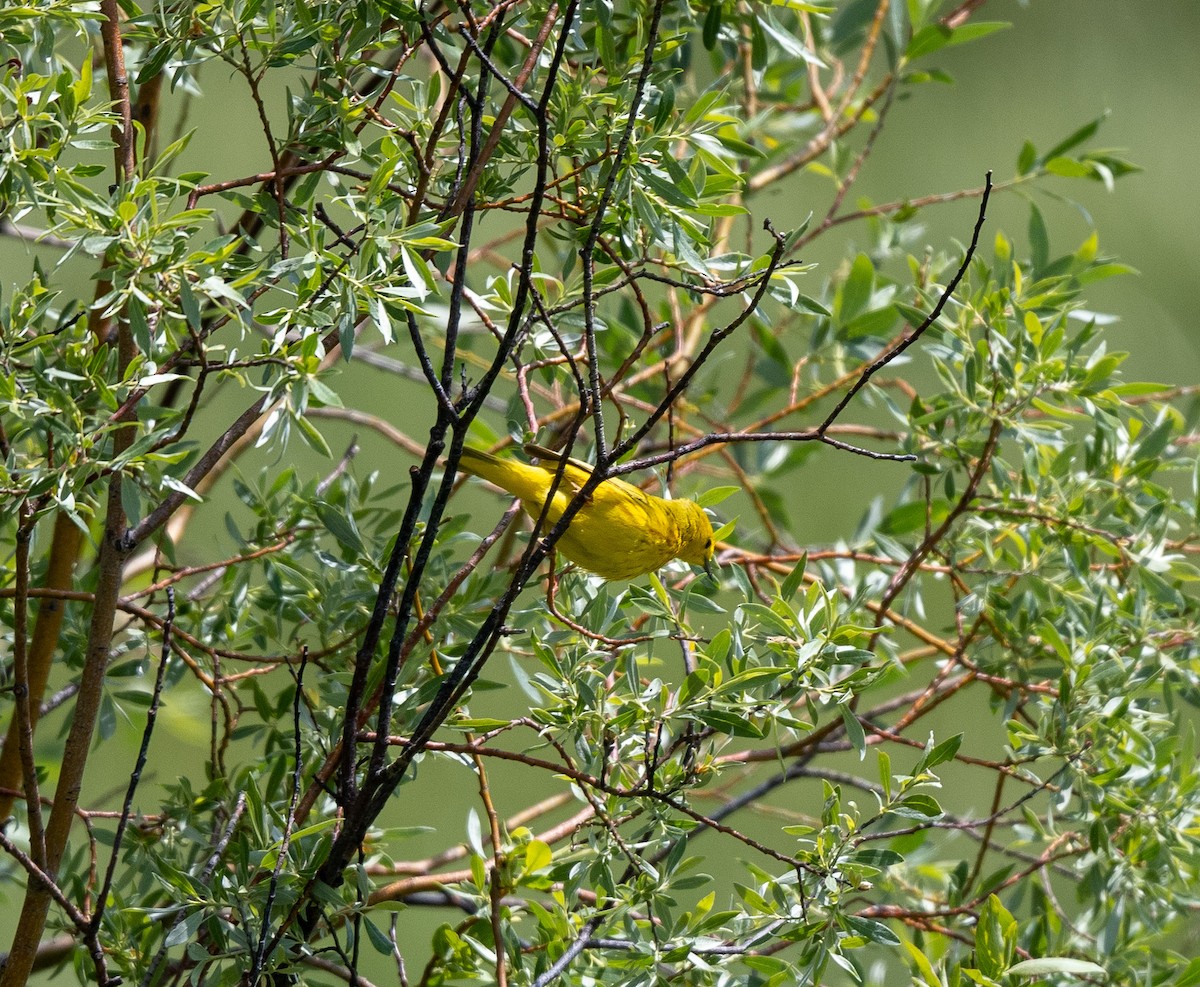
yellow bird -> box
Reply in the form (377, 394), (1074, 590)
(457, 444), (715, 581)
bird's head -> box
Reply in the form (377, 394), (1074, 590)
(673, 500), (716, 577)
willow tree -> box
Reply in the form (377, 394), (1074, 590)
(1, 1), (1196, 986)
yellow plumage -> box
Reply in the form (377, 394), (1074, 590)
(457, 444), (715, 580)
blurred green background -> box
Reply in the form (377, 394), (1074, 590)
(867, 0), (1200, 379)
(3, 0), (1199, 978)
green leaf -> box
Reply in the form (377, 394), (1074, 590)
(906, 21), (1009, 60)
(1007, 958), (1107, 977)
(843, 915), (901, 946)
(1172, 957), (1200, 987)
(904, 940), (945, 987)
(780, 553), (808, 600)
(367, 151), (403, 201)
(523, 839), (553, 875)
(363, 919), (394, 955)
(1132, 416), (1174, 462)
(877, 749), (892, 802)
(179, 277), (202, 333)
(638, 165), (696, 208)
(1042, 111), (1108, 161)
(1044, 156), (1094, 178)
(923, 733), (962, 769)
(842, 305), (899, 340)
(1016, 139), (1037, 175)
(295, 412), (333, 457)
(894, 301), (933, 329)
(1028, 202), (1049, 274)
(896, 793), (943, 818)
(316, 500), (365, 554)
(693, 707), (765, 738)
(837, 252), (875, 322)
(757, 11), (826, 66)
(702, 1), (722, 49)
(163, 909), (205, 948)
(713, 665), (787, 693)
(881, 500), (948, 536)
(847, 848), (903, 868)
(697, 485), (740, 508)
(975, 894), (1016, 980)
(841, 706), (866, 759)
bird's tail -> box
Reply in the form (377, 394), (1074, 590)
(456, 445), (507, 483)
(456, 446), (546, 504)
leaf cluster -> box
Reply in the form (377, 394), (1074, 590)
(0, 2), (1197, 987)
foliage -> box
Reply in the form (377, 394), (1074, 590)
(0, 1), (1196, 986)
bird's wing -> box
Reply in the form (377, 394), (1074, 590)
(524, 443), (654, 507)
(525, 444), (595, 498)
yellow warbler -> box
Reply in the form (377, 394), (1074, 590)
(457, 444), (715, 580)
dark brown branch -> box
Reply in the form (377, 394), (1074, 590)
(816, 173), (993, 436)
